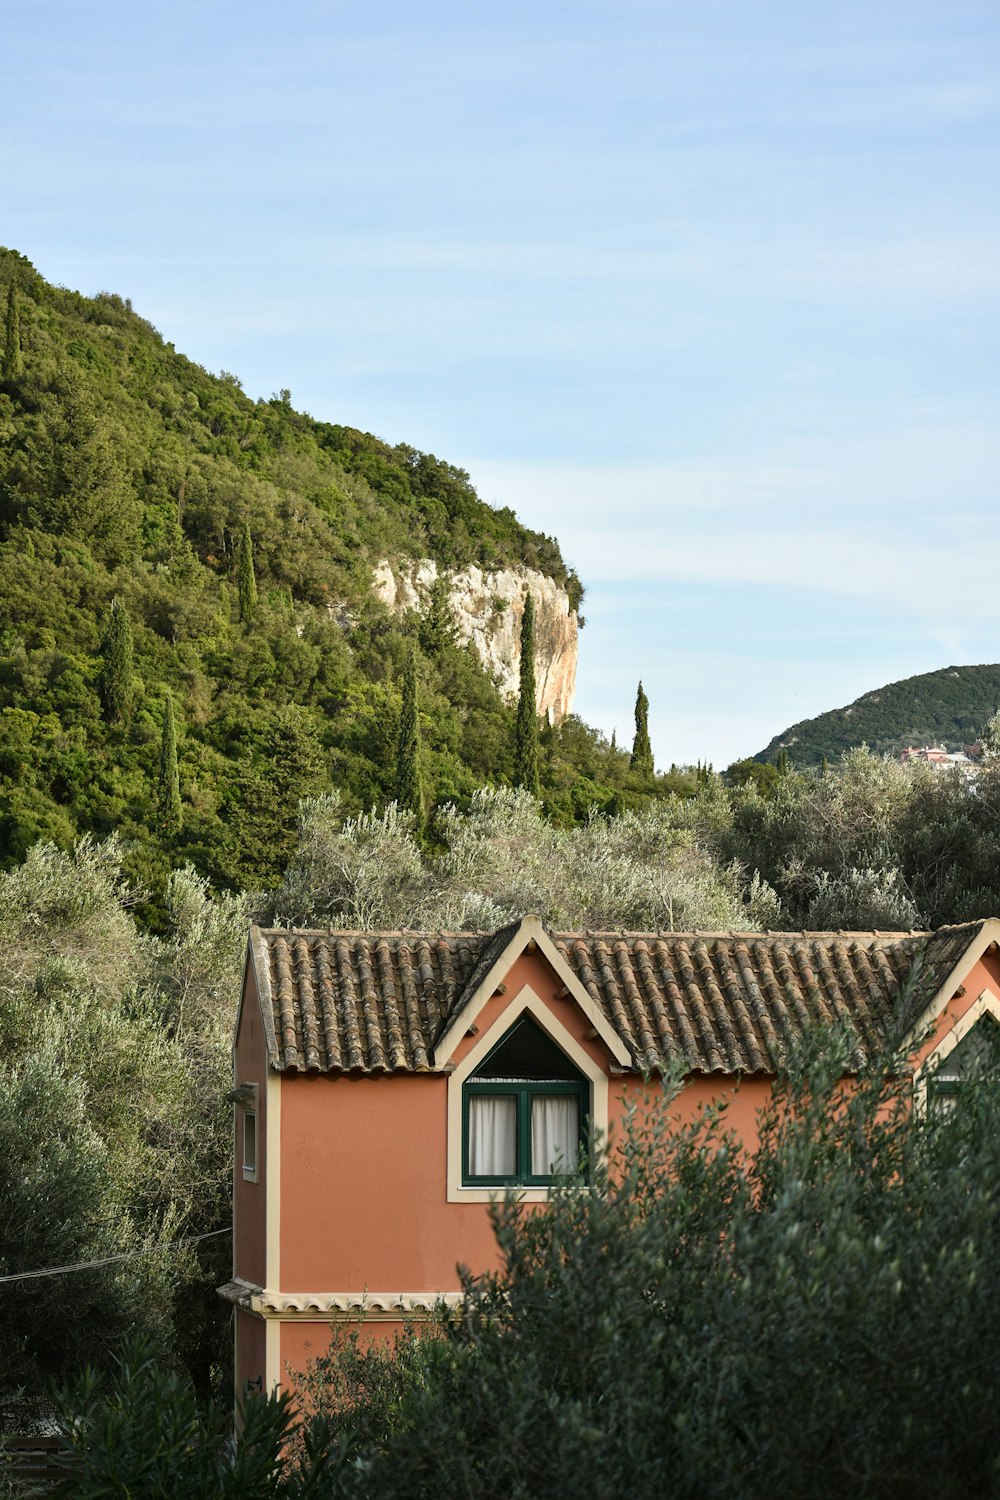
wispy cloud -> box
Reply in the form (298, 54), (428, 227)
(471, 432), (1000, 624)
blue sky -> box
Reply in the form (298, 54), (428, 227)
(6, 0), (1000, 764)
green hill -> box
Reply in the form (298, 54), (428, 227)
(0, 248), (663, 910)
(757, 664), (1000, 768)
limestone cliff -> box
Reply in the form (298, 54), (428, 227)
(372, 559), (578, 723)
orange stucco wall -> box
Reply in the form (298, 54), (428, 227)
(233, 966), (268, 1288)
(280, 1318), (408, 1381)
(277, 946), (624, 1293)
(280, 1071), (497, 1290)
(615, 1071), (775, 1157)
(260, 945), (782, 1385)
(235, 1306), (266, 1396)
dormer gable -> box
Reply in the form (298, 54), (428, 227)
(898, 918), (1000, 1060)
(433, 914), (631, 1072)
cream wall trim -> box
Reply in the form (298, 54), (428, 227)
(265, 1070), (281, 1290)
(264, 1319), (281, 1392)
(913, 987), (1000, 1110)
(219, 1279), (462, 1321)
(900, 919), (1000, 1057)
(435, 914), (631, 1068)
(446, 983), (610, 1203)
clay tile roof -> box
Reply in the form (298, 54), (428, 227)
(250, 920), (988, 1076)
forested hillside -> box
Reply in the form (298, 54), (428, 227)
(757, 663), (1000, 767)
(0, 249), (664, 910)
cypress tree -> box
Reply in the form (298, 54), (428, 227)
(396, 641), (423, 826)
(776, 749), (791, 777)
(418, 577), (455, 657)
(158, 694), (182, 834)
(514, 593), (540, 797)
(238, 523), (257, 623)
(99, 598), (134, 724)
(2, 282), (22, 383)
(630, 682), (654, 777)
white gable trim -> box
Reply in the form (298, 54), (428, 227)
(435, 914), (631, 1069)
(232, 943), (253, 1056)
(913, 987), (1000, 1110)
(248, 926), (281, 1067)
(446, 984), (611, 1204)
(237, 926), (281, 1070)
(899, 919), (1000, 1059)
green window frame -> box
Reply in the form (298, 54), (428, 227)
(462, 1015), (591, 1187)
(462, 1077), (588, 1187)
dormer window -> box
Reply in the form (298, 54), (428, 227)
(929, 1013), (1000, 1108)
(462, 1016), (588, 1186)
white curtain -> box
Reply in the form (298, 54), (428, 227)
(468, 1095), (516, 1177)
(531, 1096), (577, 1176)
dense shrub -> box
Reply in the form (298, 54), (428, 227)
(288, 1038), (1000, 1498)
(0, 841), (245, 1410)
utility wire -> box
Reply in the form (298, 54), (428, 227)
(0, 1227), (231, 1285)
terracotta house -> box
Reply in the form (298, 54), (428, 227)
(219, 914), (1000, 1397)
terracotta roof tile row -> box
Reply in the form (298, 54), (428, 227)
(257, 928), (482, 1073)
(251, 920), (986, 1077)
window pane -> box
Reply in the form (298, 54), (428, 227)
(531, 1096), (578, 1176)
(468, 1095), (516, 1177)
(243, 1112), (257, 1174)
(475, 1016), (585, 1080)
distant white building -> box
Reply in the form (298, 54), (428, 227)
(900, 745), (979, 779)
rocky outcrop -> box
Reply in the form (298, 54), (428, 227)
(372, 559), (578, 723)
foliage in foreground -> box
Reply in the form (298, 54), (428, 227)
(50, 1041), (1000, 1498)
(0, 839), (246, 1413)
(287, 1042), (1000, 1499)
(49, 1345), (293, 1500)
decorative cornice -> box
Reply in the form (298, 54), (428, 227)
(218, 1278), (463, 1321)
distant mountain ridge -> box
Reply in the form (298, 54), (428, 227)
(756, 664), (1000, 768)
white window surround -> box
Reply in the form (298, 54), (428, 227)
(243, 1110), (258, 1182)
(913, 988), (1000, 1111)
(446, 985), (610, 1203)
(236, 1082), (260, 1182)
